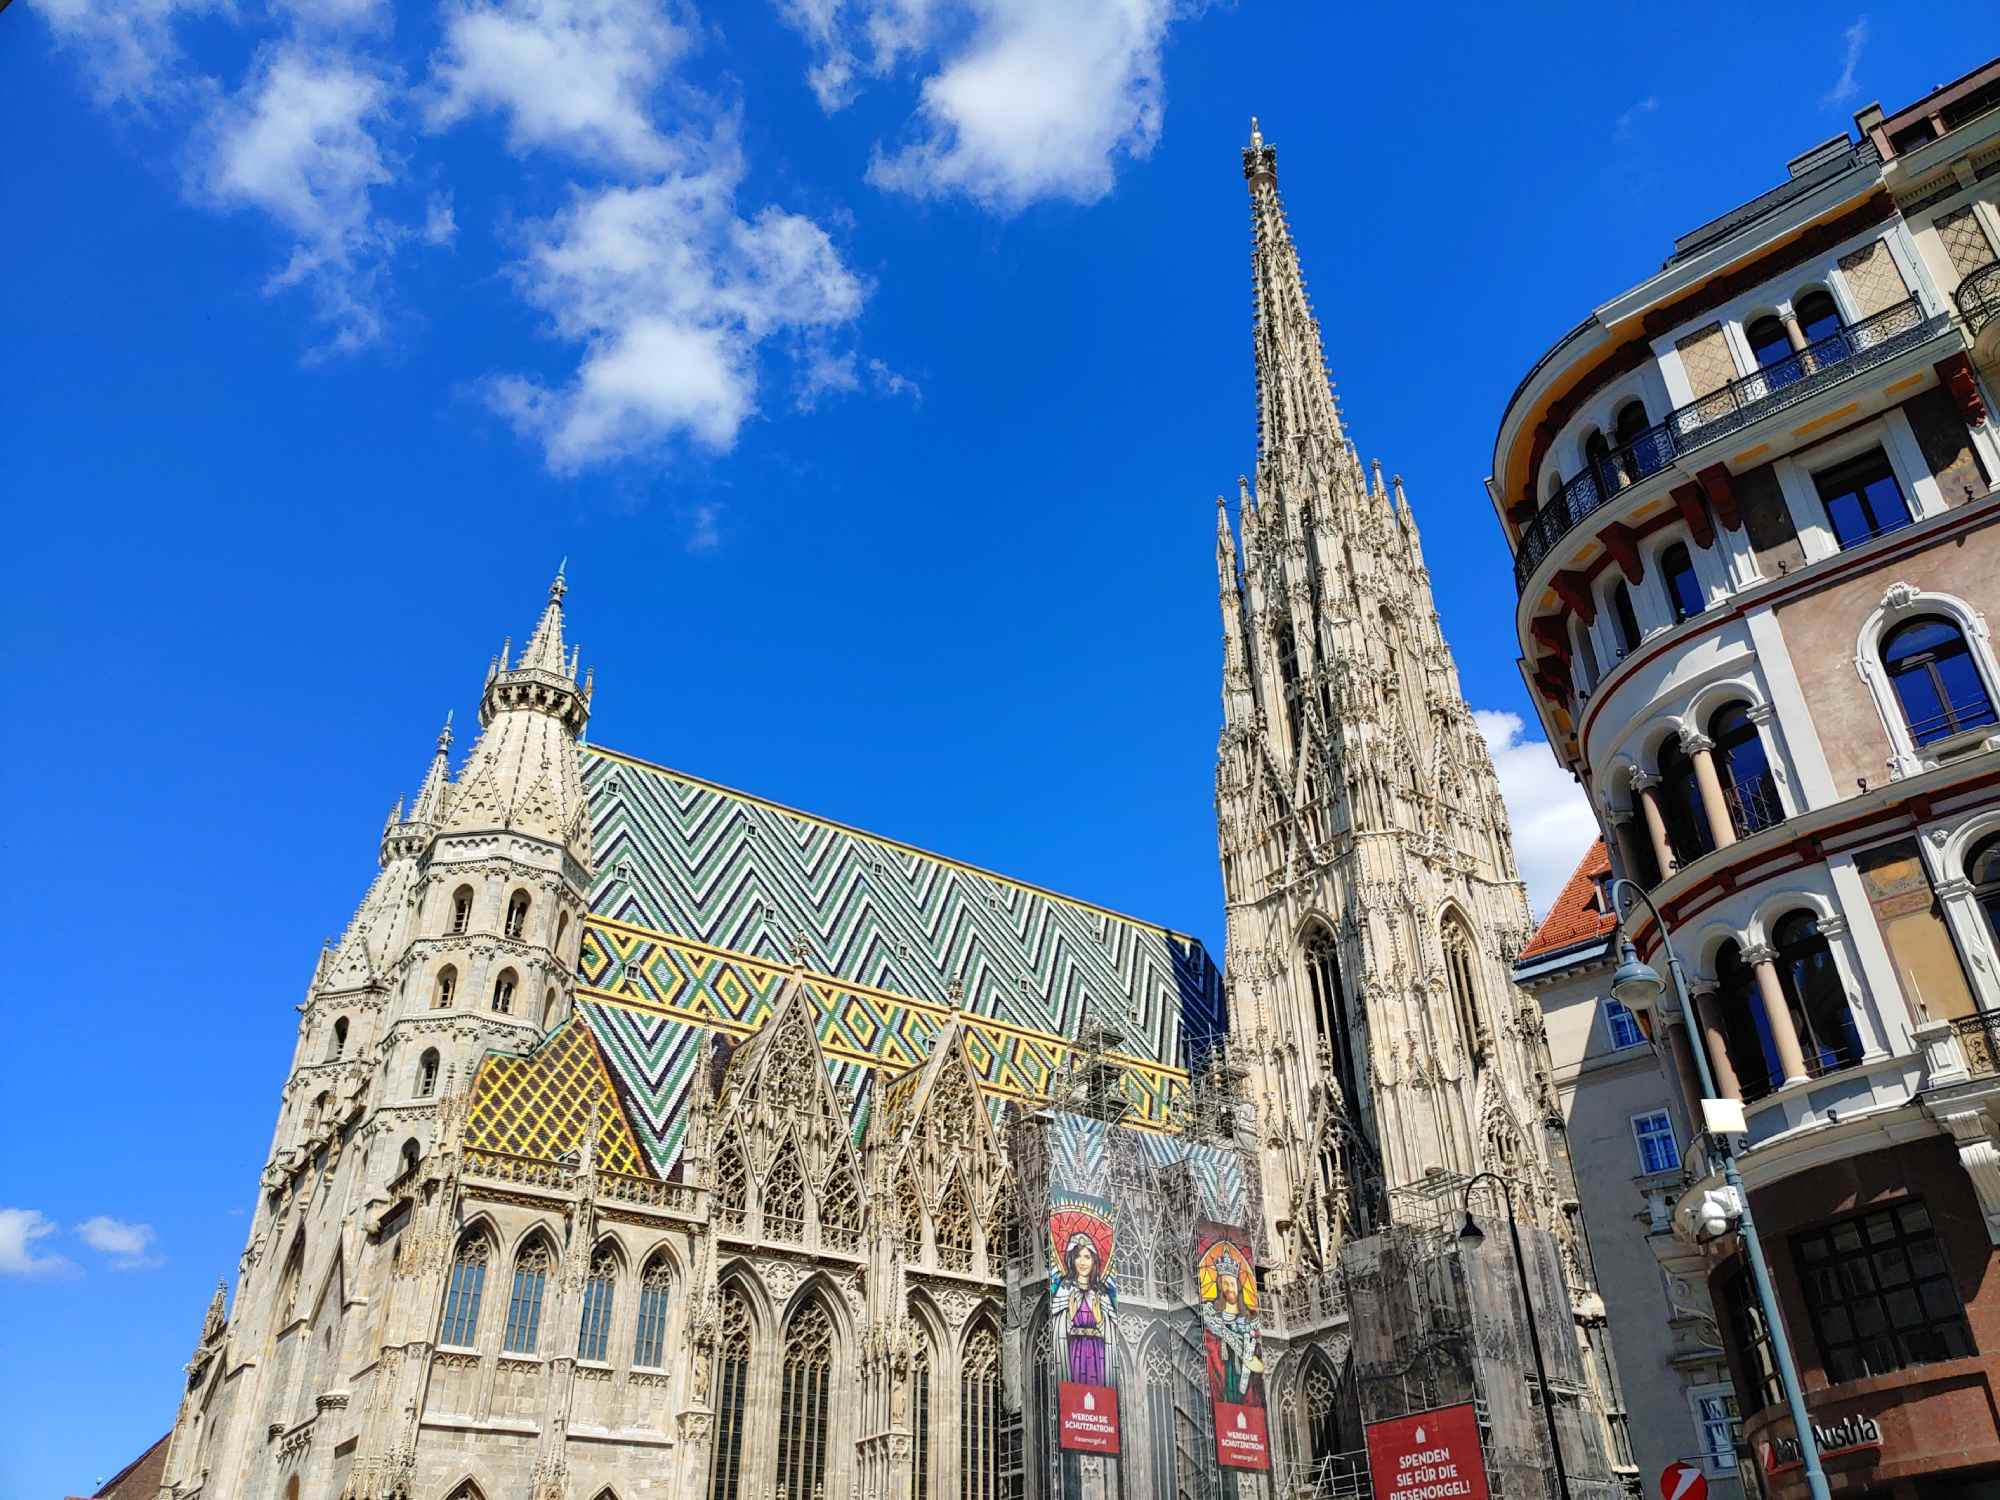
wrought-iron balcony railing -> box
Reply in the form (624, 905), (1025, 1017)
(1949, 1011), (2000, 1080)
(1959, 260), (2000, 339)
(1721, 772), (1784, 839)
(1513, 297), (1950, 591)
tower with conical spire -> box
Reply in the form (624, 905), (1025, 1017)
(1216, 120), (1634, 1493)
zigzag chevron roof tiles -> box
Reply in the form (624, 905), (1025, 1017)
(573, 745), (1226, 1176)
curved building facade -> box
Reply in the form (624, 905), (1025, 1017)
(1496, 55), (2000, 1500)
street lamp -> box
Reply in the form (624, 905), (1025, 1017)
(1458, 1170), (1570, 1500)
(1608, 877), (1832, 1500)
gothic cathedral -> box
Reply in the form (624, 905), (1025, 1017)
(148, 125), (1634, 1500)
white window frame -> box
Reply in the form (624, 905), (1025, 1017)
(1604, 1000), (1645, 1050)
(1687, 1382), (1741, 1475)
(1853, 583), (2000, 779)
(1631, 1109), (1678, 1175)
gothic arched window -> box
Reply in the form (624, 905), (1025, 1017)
(714, 1135), (749, 1231)
(633, 1254), (672, 1367)
(1303, 926), (1360, 1111)
(450, 886), (474, 935)
(556, 911), (571, 958)
(1305, 1349), (1344, 1465)
(1144, 1341), (1180, 1500)
(327, 1016), (348, 1060)
(439, 1235), (488, 1346)
(1773, 912), (1863, 1075)
(577, 1245), (617, 1361)
(776, 1298), (837, 1500)
(765, 1141), (807, 1241)
(912, 1332), (934, 1500)
(277, 1234), (305, 1325)
(542, 986), (557, 1027)
(505, 891), (531, 939)
(1442, 917), (1486, 1067)
(821, 1167), (861, 1252)
(961, 1322), (1003, 1500)
(1275, 623), (1303, 748)
(708, 1287), (752, 1500)
(416, 1048), (440, 1098)
(898, 1170), (925, 1260)
(935, 1174), (974, 1272)
(502, 1239), (553, 1353)
(491, 969), (518, 1015)
(433, 966), (457, 1010)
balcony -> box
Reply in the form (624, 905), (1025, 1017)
(1513, 298), (1951, 591)
(1960, 260), (2000, 339)
(1948, 1011), (2000, 1079)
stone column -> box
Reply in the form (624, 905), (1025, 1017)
(1663, 1017), (1717, 1141)
(1629, 772), (1678, 878)
(1780, 312), (1809, 353)
(1745, 943), (1810, 1086)
(1680, 731), (1738, 850)
(1686, 990), (1742, 1102)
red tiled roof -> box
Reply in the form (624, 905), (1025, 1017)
(71, 1432), (171, 1499)
(1519, 839), (1616, 960)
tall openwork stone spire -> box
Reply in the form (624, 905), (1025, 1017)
(1244, 117), (1348, 504)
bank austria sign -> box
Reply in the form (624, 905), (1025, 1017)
(1760, 1412), (1883, 1475)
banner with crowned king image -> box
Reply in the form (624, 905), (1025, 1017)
(1195, 1220), (1269, 1471)
(1049, 1190), (1120, 1453)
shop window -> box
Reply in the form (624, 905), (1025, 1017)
(1794, 1199), (1973, 1383)
(1813, 449), (1912, 549)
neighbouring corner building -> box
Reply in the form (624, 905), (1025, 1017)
(145, 126), (1638, 1500)
(1495, 53), (2000, 1500)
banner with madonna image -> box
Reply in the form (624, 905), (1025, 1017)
(1195, 1220), (1269, 1471)
(1049, 1190), (1120, 1453)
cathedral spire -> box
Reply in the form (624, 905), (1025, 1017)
(1243, 118), (1346, 503)
(516, 562), (569, 675)
(409, 711), (453, 823)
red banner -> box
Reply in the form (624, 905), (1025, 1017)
(1365, 1403), (1489, 1500)
(1058, 1381), (1121, 1453)
(1214, 1398), (1271, 1471)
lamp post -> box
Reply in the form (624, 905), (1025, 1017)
(1607, 877), (1832, 1500)
(1457, 1171), (1571, 1500)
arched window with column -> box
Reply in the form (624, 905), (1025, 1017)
(1710, 701), (1780, 837)
(962, 1321), (1003, 1500)
(449, 886), (474, 935)
(1883, 616), (1998, 747)
(1583, 428), (1612, 494)
(1773, 912), (1863, 1075)
(775, 1297), (837, 1500)
(708, 1286), (752, 1500)
(1656, 737), (1714, 867)
(1611, 398), (1654, 486)
(433, 965), (457, 1009)
(416, 1049), (440, 1098)
(491, 969), (518, 1015)
(1747, 313), (1792, 371)
(1714, 942), (1780, 1101)
(504, 891), (530, 939)
(1795, 287), (1844, 344)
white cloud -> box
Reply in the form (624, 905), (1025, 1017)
(1822, 16), (1869, 109)
(491, 151), (867, 469)
(423, 191), (459, 246)
(782, 0), (1183, 212)
(0, 1208), (75, 1278)
(29, 0), (225, 108)
(685, 501), (723, 553)
(1474, 709), (1601, 920)
(427, 0), (692, 173)
(75, 1216), (162, 1270)
(1613, 95), (1658, 143)
(195, 43), (401, 355)
(867, 356), (920, 402)
(275, 0), (389, 27)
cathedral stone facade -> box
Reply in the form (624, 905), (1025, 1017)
(150, 126), (1632, 1500)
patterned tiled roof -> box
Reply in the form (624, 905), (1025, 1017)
(1518, 839), (1615, 961)
(567, 746), (1227, 1176)
(464, 1018), (649, 1176)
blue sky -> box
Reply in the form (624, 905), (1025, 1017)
(2, 1), (1988, 1491)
